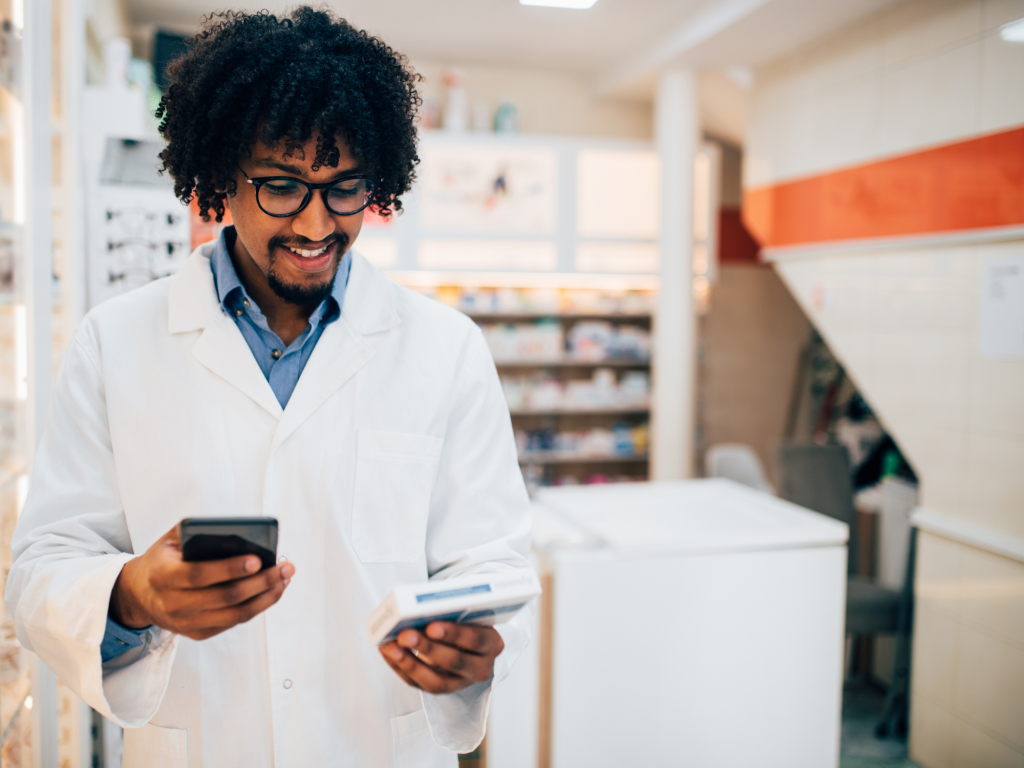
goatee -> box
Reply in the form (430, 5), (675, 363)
(266, 234), (347, 306)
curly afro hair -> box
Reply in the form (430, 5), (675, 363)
(156, 6), (421, 223)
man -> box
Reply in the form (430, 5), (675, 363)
(5, 8), (532, 767)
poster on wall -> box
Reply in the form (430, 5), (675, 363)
(980, 256), (1024, 359)
(419, 145), (558, 235)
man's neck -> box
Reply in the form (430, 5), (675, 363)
(229, 235), (315, 346)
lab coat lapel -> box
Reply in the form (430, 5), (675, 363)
(270, 252), (400, 452)
(168, 246), (284, 421)
(192, 315), (284, 420)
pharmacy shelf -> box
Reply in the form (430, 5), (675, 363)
(0, 457), (26, 492)
(494, 358), (651, 368)
(0, 666), (31, 745)
(509, 407), (649, 416)
(469, 313), (652, 322)
(518, 453), (649, 465)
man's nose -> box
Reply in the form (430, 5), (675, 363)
(291, 190), (335, 242)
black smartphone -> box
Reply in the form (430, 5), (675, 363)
(178, 517), (279, 571)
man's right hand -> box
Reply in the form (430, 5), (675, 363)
(108, 526), (295, 641)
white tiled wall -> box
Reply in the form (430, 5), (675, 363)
(773, 241), (1024, 766)
(912, 531), (1024, 767)
(774, 242), (1024, 539)
(746, 1), (1024, 762)
(746, 0), (1024, 188)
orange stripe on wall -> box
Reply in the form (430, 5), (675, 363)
(742, 125), (1024, 249)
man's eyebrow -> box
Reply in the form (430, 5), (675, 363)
(251, 157), (365, 179)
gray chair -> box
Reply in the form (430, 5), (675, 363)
(776, 443), (912, 735)
(776, 443), (900, 629)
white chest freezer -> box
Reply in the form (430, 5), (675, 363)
(487, 478), (849, 768)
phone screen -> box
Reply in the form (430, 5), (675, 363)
(178, 517), (279, 571)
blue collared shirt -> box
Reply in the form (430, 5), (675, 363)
(101, 226), (351, 663)
(211, 226), (351, 408)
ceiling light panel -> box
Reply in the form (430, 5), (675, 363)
(1000, 17), (1024, 42)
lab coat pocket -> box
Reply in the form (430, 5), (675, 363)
(391, 709), (455, 768)
(353, 429), (444, 563)
(122, 723), (188, 768)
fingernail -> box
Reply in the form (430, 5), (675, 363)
(281, 564), (295, 578)
(427, 624), (445, 640)
(245, 558), (259, 573)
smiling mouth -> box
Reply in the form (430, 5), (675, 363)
(287, 244), (330, 259)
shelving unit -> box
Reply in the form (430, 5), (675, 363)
(492, 310), (651, 491)
(468, 313), (651, 322)
(519, 454), (649, 465)
(494, 358), (650, 368)
(397, 280), (656, 493)
(509, 407), (649, 416)
(1, 0), (86, 763)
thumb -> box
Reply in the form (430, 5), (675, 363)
(162, 523), (182, 550)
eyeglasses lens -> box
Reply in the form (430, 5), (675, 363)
(326, 178), (371, 215)
(258, 179), (308, 216)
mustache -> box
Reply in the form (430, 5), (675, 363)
(269, 233), (348, 252)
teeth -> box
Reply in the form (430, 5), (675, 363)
(288, 245), (328, 258)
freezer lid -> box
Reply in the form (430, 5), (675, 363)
(534, 478), (849, 556)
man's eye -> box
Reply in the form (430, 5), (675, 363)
(265, 181), (302, 196)
(330, 183), (360, 197)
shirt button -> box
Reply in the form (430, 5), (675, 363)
(283, 679), (292, 689)
(243, 299), (250, 308)
(271, 349), (282, 360)
(235, 309), (244, 317)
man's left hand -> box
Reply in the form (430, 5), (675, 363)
(379, 622), (504, 694)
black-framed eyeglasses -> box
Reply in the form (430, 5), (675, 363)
(238, 166), (377, 218)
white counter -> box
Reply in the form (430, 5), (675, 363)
(488, 478), (849, 768)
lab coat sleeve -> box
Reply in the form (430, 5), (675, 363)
(3, 328), (179, 728)
(420, 327), (535, 753)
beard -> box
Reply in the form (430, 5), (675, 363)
(265, 233), (348, 306)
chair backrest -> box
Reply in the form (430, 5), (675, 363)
(705, 443), (775, 494)
(776, 443), (858, 572)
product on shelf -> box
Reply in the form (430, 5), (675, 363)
(411, 284), (656, 316)
(479, 321), (563, 362)
(566, 321), (651, 362)
(501, 369), (650, 412)
(515, 422), (649, 461)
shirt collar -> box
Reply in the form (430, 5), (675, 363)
(209, 226), (350, 322)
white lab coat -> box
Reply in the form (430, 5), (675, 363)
(5, 244), (533, 768)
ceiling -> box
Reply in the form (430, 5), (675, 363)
(126, 0), (901, 99)
(128, 0), (709, 73)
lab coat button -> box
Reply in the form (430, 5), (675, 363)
(283, 679), (292, 689)
(271, 349), (282, 359)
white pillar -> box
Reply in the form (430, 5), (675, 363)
(22, 0), (54, 467)
(61, 0), (88, 332)
(22, 0), (59, 763)
(651, 66), (698, 481)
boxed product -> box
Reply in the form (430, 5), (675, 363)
(367, 568), (542, 646)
